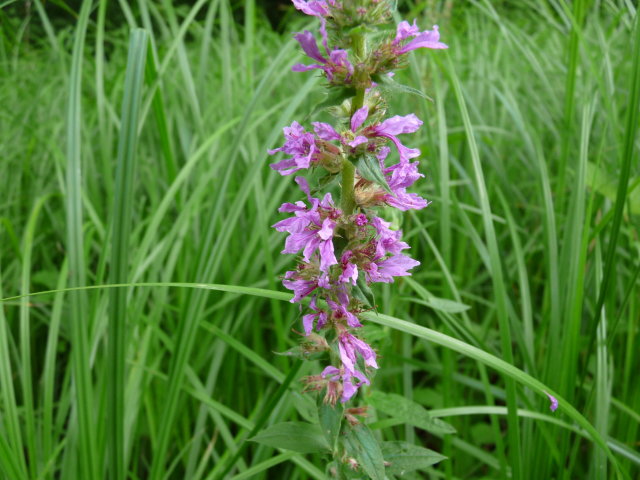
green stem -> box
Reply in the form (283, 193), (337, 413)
(341, 158), (356, 218)
(342, 31), (366, 230)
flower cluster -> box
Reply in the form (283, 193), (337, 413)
(270, 0), (447, 405)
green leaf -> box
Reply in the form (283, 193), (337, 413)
(375, 74), (432, 100)
(381, 441), (447, 475)
(317, 397), (343, 451)
(310, 86), (356, 116)
(343, 423), (385, 480)
(369, 391), (456, 435)
(250, 422), (329, 454)
(355, 154), (391, 193)
(351, 274), (376, 309)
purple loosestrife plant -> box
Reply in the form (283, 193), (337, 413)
(267, 1), (448, 475)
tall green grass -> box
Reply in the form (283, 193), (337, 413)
(0, 0), (638, 478)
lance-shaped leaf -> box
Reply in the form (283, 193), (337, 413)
(369, 391), (456, 435)
(354, 154), (391, 192)
(350, 274), (376, 309)
(317, 395), (343, 451)
(250, 421), (329, 453)
(382, 441), (447, 475)
(342, 423), (385, 480)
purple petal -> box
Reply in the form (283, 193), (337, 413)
(292, 62), (323, 73)
(292, 0), (329, 17)
(376, 114), (423, 136)
(294, 31), (327, 63)
(318, 239), (338, 271)
(317, 218), (336, 240)
(302, 313), (316, 335)
(348, 135), (368, 148)
(545, 391), (559, 412)
(377, 254), (420, 279)
(386, 190), (430, 211)
(351, 106), (369, 131)
(321, 365), (340, 377)
(313, 122), (341, 141)
(399, 26), (448, 53)
(345, 311), (362, 328)
(394, 19), (420, 43)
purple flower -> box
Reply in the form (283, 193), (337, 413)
(322, 365), (370, 403)
(338, 250), (358, 285)
(312, 106), (370, 149)
(393, 21), (448, 54)
(384, 161), (429, 210)
(292, 0), (330, 17)
(338, 331), (378, 373)
(371, 217), (410, 257)
(545, 391), (559, 412)
(364, 254), (420, 283)
(370, 114), (423, 163)
(303, 296), (329, 334)
(269, 122), (318, 175)
(394, 20), (421, 43)
(272, 177), (341, 272)
(327, 298), (362, 329)
(283, 269), (329, 303)
(292, 30), (354, 83)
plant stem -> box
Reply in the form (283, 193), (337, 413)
(341, 31), (366, 227)
(341, 158), (356, 217)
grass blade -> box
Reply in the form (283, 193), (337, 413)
(108, 28), (148, 480)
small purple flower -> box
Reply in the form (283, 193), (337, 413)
(338, 250), (358, 285)
(371, 217), (410, 257)
(283, 269), (328, 303)
(370, 114), (423, 163)
(393, 21), (448, 54)
(338, 331), (378, 373)
(394, 20), (421, 43)
(327, 298), (362, 329)
(303, 296), (329, 334)
(292, 30), (354, 83)
(313, 107), (369, 149)
(545, 391), (559, 412)
(272, 177), (341, 272)
(269, 121), (319, 175)
(364, 253), (420, 283)
(322, 365), (370, 403)
(384, 161), (429, 210)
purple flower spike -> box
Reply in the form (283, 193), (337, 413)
(338, 332), (378, 374)
(545, 391), (559, 412)
(269, 122), (319, 175)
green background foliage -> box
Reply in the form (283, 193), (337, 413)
(0, 0), (638, 478)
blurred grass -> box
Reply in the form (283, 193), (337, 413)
(0, 0), (639, 479)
